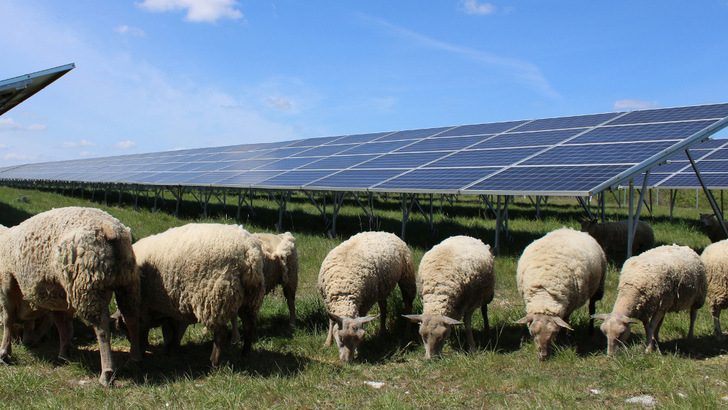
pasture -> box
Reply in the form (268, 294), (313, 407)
(0, 185), (727, 408)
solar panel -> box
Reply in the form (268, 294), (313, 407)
(647, 138), (728, 189)
(2, 103), (728, 197)
(0, 63), (75, 116)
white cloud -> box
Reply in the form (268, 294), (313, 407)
(267, 96), (292, 111)
(613, 99), (659, 110)
(79, 151), (96, 157)
(114, 140), (137, 149)
(3, 153), (36, 161)
(115, 25), (146, 37)
(0, 118), (46, 131)
(460, 0), (496, 15)
(62, 139), (97, 148)
(138, 0), (243, 23)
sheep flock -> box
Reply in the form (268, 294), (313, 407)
(1, 205), (727, 387)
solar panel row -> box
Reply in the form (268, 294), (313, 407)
(2, 103), (728, 196)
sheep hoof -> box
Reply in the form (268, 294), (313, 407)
(98, 370), (114, 387)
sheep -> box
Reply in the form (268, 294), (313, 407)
(593, 244), (707, 356)
(702, 239), (728, 339)
(230, 232), (298, 343)
(580, 219), (655, 257)
(113, 223), (265, 367)
(318, 231), (416, 362)
(515, 227), (607, 361)
(403, 235), (495, 359)
(700, 213), (728, 243)
(0, 207), (141, 386)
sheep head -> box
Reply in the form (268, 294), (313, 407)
(403, 314), (463, 359)
(592, 313), (636, 356)
(515, 313), (573, 361)
(328, 313), (378, 362)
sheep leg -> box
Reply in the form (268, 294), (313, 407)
(121, 313), (142, 362)
(587, 297), (599, 336)
(0, 310), (14, 362)
(283, 284), (296, 328)
(398, 280), (416, 316)
(481, 304), (489, 335)
(464, 311), (475, 351)
(210, 327), (228, 367)
(377, 299), (387, 333)
(239, 309), (257, 357)
(230, 319), (241, 344)
(53, 311), (73, 362)
(325, 319), (335, 347)
(688, 306), (698, 339)
(92, 314), (115, 387)
(712, 306), (723, 339)
(644, 310), (666, 353)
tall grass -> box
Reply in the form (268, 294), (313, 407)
(0, 185), (726, 407)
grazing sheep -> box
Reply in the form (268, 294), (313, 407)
(580, 219), (655, 257)
(403, 235), (495, 359)
(318, 231), (416, 362)
(593, 244), (707, 356)
(0, 207), (141, 386)
(702, 239), (728, 338)
(114, 223), (264, 367)
(700, 213), (728, 243)
(515, 227), (607, 361)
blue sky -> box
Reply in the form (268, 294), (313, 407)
(2, 0), (728, 167)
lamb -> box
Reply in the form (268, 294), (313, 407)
(702, 240), (728, 338)
(593, 244), (707, 356)
(700, 213), (728, 243)
(515, 227), (607, 361)
(403, 235), (495, 359)
(0, 207), (141, 386)
(318, 231), (416, 362)
(114, 223), (265, 367)
(580, 219), (655, 257)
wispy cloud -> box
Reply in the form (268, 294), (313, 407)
(460, 0), (496, 15)
(137, 0), (243, 23)
(613, 99), (658, 110)
(0, 118), (46, 131)
(115, 25), (146, 37)
(363, 16), (560, 99)
(62, 139), (97, 148)
(114, 140), (137, 149)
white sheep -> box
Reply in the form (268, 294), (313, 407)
(318, 231), (416, 362)
(701, 239), (728, 338)
(593, 244), (707, 356)
(515, 227), (607, 361)
(700, 213), (728, 243)
(403, 235), (495, 359)
(0, 207), (141, 386)
(114, 223), (265, 366)
(580, 219), (655, 257)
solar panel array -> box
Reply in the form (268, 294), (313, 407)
(0, 63), (75, 117)
(642, 138), (728, 189)
(2, 103), (728, 196)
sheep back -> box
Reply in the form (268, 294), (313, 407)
(253, 232), (298, 295)
(418, 235), (494, 318)
(614, 244), (707, 322)
(0, 207), (138, 323)
(318, 231), (415, 317)
(133, 223), (264, 330)
(702, 239), (728, 312)
(580, 219), (655, 255)
(517, 228), (606, 318)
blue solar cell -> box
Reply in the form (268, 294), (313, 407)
(221, 159), (273, 171)
(516, 112), (622, 132)
(652, 160), (690, 173)
(341, 140), (414, 155)
(425, 147), (543, 168)
(522, 141), (675, 166)
(334, 132), (391, 144)
(291, 144), (357, 157)
(689, 160), (728, 172)
(466, 165), (631, 193)
(179, 171), (242, 185)
(472, 129), (585, 149)
(659, 173), (728, 188)
(285, 135), (346, 147)
(353, 152), (445, 169)
(186, 161), (236, 172)
(299, 155), (377, 170)
(373, 167), (501, 191)
(609, 103), (728, 125)
(569, 121), (715, 144)
(438, 120), (527, 137)
(217, 170), (288, 187)
(376, 127), (453, 141)
(256, 157), (322, 170)
(255, 147), (311, 159)
(699, 147), (728, 160)
(254, 170), (334, 187)
(305, 169), (404, 189)
(396, 135), (490, 153)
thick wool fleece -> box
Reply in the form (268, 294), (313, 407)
(253, 232), (298, 295)
(133, 223), (264, 330)
(614, 244), (706, 322)
(318, 231), (415, 317)
(418, 235), (494, 318)
(517, 228), (606, 318)
(702, 240), (728, 314)
(0, 206), (138, 323)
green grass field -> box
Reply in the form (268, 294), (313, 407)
(0, 185), (727, 408)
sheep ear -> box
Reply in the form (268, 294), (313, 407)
(402, 314), (423, 323)
(553, 316), (574, 331)
(442, 315), (464, 326)
(328, 313), (344, 327)
(514, 314), (535, 325)
(591, 313), (610, 321)
(356, 315), (379, 326)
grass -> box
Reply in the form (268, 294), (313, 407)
(1, 184), (728, 407)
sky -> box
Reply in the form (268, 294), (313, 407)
(2, 0), (728, 167)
